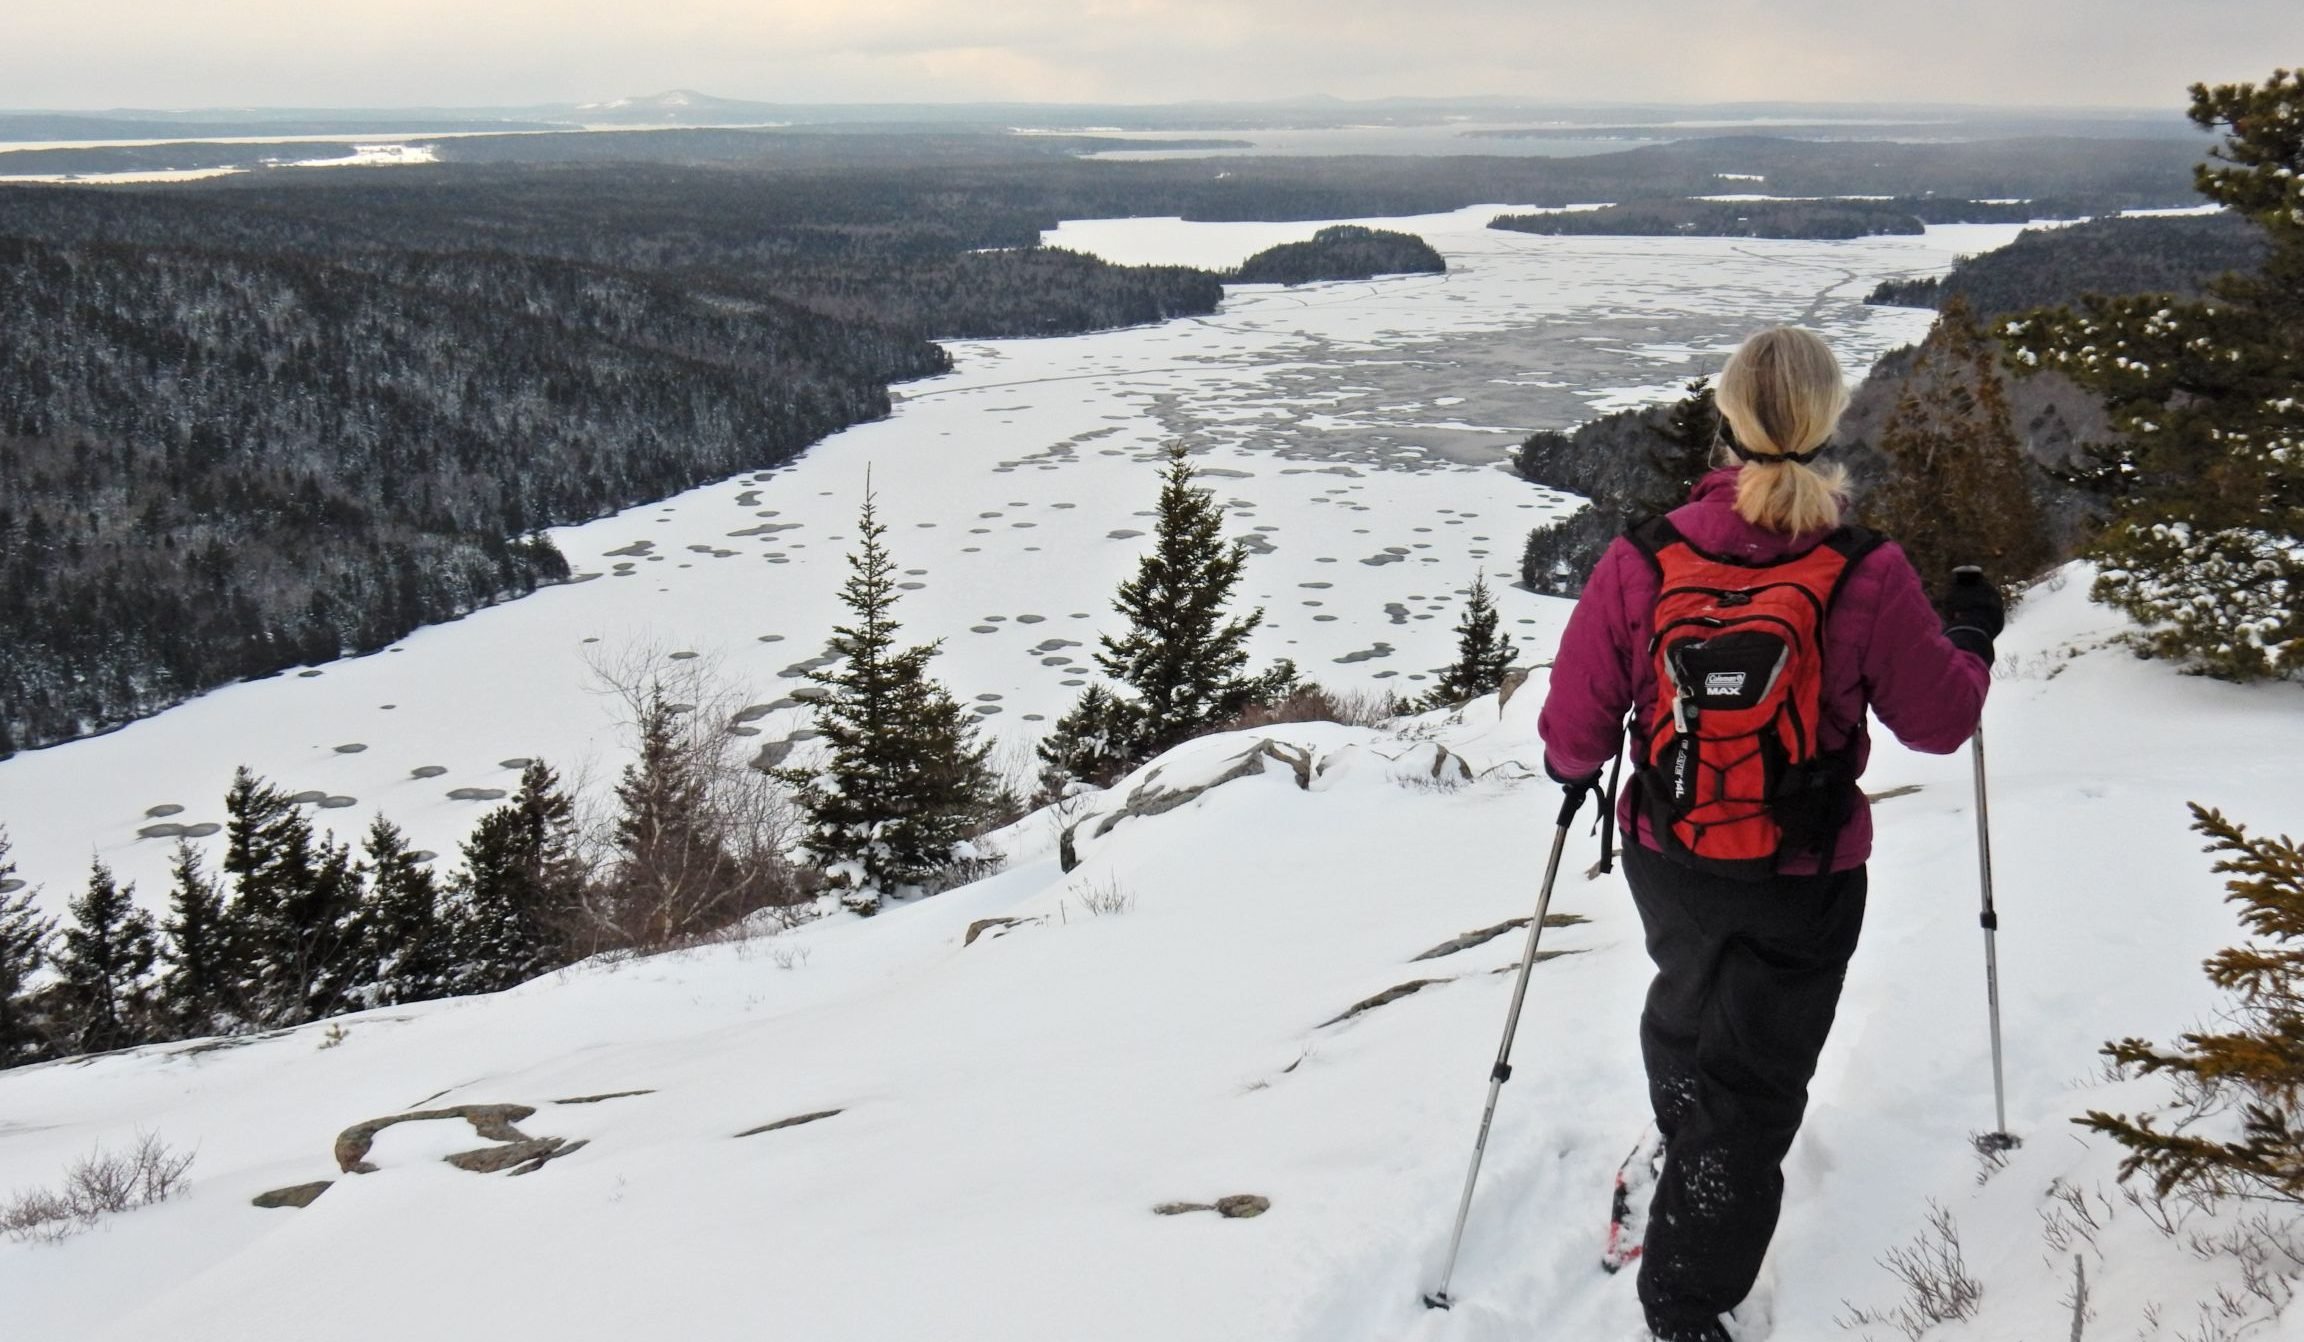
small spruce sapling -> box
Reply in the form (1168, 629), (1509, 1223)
(1419, 572), (1519, 709)
(2081, 804), (2304, 1203)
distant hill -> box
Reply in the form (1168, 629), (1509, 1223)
(1232, 226), (1445, 284)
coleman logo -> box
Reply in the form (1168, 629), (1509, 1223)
(1704, 671), (1748, 696)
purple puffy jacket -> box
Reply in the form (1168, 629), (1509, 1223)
(1536, 468), (1991, 874)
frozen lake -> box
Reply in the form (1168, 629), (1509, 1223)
(0, 205), (2029, 903)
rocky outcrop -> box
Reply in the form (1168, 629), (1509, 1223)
(736, 1109), (843, 1138)
(334, 1103), (582, 1177)
(1060, 739), (1314, 872)
(251, 1181), (333, 1209)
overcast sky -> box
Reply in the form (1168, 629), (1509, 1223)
(6, 0), (2293, 112)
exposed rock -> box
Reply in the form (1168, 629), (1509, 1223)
(963, 916), (1042, 947)
(334, 1104), (539, 1173)
(1496, 667), (1533, 710)
(1319, 978), (1450, 1028)
(736, 1109), (843, 1138)
(449, 1137), (587, 1175)
(1154, 1194), (1273, 1219)
(252, 1181), (333, 1209)
(554, 1089), (656, 1105)
(1060, 739), (1316, 872)
(1411, 913), (1588, 962)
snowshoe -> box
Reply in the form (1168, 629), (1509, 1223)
(1603, 1124), (1666, 1275)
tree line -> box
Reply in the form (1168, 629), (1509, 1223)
(0, 442), (1522, 1062)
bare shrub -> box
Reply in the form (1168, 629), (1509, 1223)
(1837, 1201), (1983, 1340)
(579, 647), (818, 955)
(1070, 876), (1135, 918)
(2, 1133), (194, 1244)
(1205, 683), (1401, 735)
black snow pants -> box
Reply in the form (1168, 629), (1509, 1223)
(1623, 842), (1868, 1335)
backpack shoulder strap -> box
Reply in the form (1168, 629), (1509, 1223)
(1818, 524), (1886, 610)
(1623, 515), (1681, 576)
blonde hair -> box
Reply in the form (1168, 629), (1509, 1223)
(1714, 326), (1850, 534)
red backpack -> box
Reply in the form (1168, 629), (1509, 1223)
(1626, 516), (1880, 878)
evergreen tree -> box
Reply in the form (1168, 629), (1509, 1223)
(222, 767), (362, 1025)
(156, 839), (239, 1037)
(348, 817), (449, 1008)
(781, 493), (1001, 913)
(1636, 376), (1721, 517)
(451, 760), (582, 991)
(52, 859), (158, 1055)
(607, 686), (746, 940)
(1867, 297), (2055, 602)
(2001, 70), (2304, 680)
(0, 831), (54, 1068)
(1098, 444), (1270, 750)
(1419, 572), (1520, 708)
(2081, 804), (2304, 1202)
(1033, 683), (1147, 796)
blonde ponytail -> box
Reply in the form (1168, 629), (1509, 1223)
(1714, 326), (1851, 535)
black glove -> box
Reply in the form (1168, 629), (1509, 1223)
(1545, 757), (1601, 791)
(1943, 566), (2005, 665)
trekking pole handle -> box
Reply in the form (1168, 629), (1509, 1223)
(1555, 780), (1593, 828)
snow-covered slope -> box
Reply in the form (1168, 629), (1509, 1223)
(3, 568), (2299, 1341)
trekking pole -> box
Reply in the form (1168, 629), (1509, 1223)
(1969, 720), (2017, 1152)
(1950, 565), (2017, 1153)
(1424, 781), (1591, 1311)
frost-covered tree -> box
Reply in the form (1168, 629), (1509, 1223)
(52, 859), (159, 1055)
(1420, 572), (1520, 708)
(1033, 683), (1147, 797)
(0, 832), (54, 1068)
(2001, 70), (2304, 679)
(156, 839), (240, 1037)
(451, 760), (582, 989)
(1867, 298), (2055, 599)
(2082, 804), (2304, 1202)
(782, 494), (1002, 913)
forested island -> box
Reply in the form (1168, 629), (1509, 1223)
(1231, 226), (1445, 284)
(1864, 210), (2259, 316)
(1490, 196), (2044, 241)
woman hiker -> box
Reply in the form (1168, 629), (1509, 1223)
(1536, 325), (2003, 1342)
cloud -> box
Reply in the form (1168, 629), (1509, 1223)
(0, 0), (2290, 110)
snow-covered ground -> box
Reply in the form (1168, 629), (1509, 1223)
(0, 206), (2029, 905)
(1, 569), (2300, 1341)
